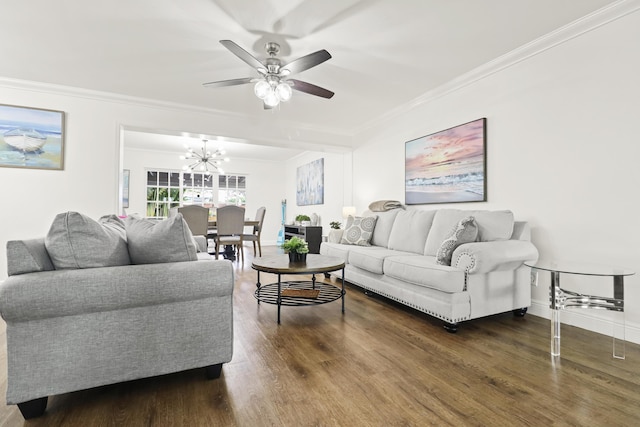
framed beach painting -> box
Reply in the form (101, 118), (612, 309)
(405, 118), (486, 205)
(296, 158), (324, 206)
(0, 103), (65, 170)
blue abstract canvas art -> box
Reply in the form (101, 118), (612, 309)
(296, 158), (324, 206)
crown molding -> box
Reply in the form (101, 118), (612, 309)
(353, 0), (640, 136)
(0, 76), (352, 139)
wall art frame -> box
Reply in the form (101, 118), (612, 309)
(0, 103), (65, 170)
(296, 158), (324, 206)
(405, 118), (486, 205)
(122, 169), (130, 208)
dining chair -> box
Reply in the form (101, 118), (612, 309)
(170, 205), (209, 237)
(242, 206), (266, 257)
(214, 205), (246, 262)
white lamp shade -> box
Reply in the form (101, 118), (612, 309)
(342, 206), (357, 218)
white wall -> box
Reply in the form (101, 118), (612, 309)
(0, 82), (350, 279)
(351, 8), (640, 342)
(123, 147), (285, 246)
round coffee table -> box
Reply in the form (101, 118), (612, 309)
(252, 254), (346, 324)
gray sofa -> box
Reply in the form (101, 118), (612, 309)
(320, 208), (538, 331)
(0, 212), (234, 419)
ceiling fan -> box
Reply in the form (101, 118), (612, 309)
(203, 40), (334, 109)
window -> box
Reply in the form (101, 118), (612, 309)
(146, 171), (180, 218)
(182, 172), (214, 206)
(218, 174), (246, 207)
(146, 170), (245, 218)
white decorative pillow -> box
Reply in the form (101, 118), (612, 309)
(436, 216), (478, 266)
(45, 212), (131, 269)
(125, 214), (198, 264)
(340, 215), (378, 246)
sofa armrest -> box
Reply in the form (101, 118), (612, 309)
(0, 259), (234, 323)
(452, 240), (539, 274)
(193, 235), (208, 252)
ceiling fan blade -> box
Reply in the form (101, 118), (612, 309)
(281, 50), (331, 76)
(289, 79), (334, 99)
(220, 40), (265, 72)
(202, 77), (254, 88)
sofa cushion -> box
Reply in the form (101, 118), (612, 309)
(363, 208), (401, 248)
(319, 242), (350, 263)
(45, 212), (131, 270)
(125, 214), (198, 264)
(436, 216), (478, 266)
(348, 246), (417, 275)
(387, 210), (436, 254)
(383, 255), (466, 293)
(425, 209), (514, 256)
(340, 215), (377, 246)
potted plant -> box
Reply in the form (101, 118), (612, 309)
(281, 236), (309, 263)
(295, 214), (311, 226)
(328, 220), (343, 243)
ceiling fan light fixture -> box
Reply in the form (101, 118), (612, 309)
(276, 82), (292, 101)
(207, 40), (333, 108)
(254, 80), (270, 99)
(264, 90), (280, 107)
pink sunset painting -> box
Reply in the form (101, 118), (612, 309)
(405, 118), (486, 204)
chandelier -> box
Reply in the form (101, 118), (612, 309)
(180, 140), (229, 175)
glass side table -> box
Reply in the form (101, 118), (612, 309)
(525, 260), (634, 359)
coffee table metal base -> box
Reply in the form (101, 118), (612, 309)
(256, 280), (344, 306)
(254, 273), (345, 324)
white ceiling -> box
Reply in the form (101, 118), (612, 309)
(1, 0), (617, 158)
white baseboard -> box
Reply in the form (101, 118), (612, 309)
(529, 298), (640, 345)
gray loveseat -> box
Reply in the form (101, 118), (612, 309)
(0, 212), (234, 419)
(320, 208), (538, 331)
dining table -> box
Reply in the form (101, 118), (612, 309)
(208, 219), (260, 260)
(208, 219), (259, 228)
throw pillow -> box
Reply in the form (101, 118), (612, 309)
(125, 214), (198, 264)
(340, 215), (378, 246)
(436, 216), (478, 266)
(45, 212), (131, 269)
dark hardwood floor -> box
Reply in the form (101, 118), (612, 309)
(1, 246), (639, 426)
